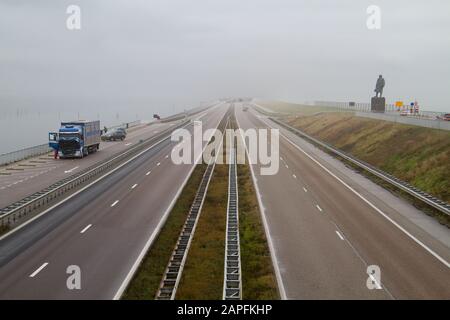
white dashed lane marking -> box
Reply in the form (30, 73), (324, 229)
(80, 224), (92, 234)
(29, 263), (49, 278)
(335, 230), (345, 240)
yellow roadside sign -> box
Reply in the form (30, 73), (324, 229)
(395, 101), (403, 107)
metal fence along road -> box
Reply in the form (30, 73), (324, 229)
(355, 112), (450, 131)
(223, 146), (242, 300)
(0, 144), (51, 167)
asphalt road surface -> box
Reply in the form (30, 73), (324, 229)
(235, 105), (450, 299)
(0, 121), (180, 208)
(0, 104), (227, 299)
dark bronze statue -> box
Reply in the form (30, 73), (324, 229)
(374, 75), (385, 97)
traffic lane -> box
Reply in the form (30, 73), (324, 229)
(0, 121), (176, 208)
(239, 107), (450, 299)
(0, 146), (191, 299)
(0, 105), (226, 268)
(0, 105), (227, 299)
(0, 105), (220, 208)
(236, 107), (390, 299)
(265, 115), (450, 256)
(247, 107), (450, 258)
(253, 154), (390, 299)
(277, 134), (450, 299)
(0, 135), (173, 267)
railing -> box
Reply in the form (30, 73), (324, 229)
(155, 162), (216, 300)
(106, 120), (142, 132)
(0, 144), (51, 167)
(155, 112), (229, 300)
(223, 146), (242, 300)
(355, 112), (450, 131)
(314, 100), (447, 118)
(0, 120), (189, 228)
(270, 117), (450, 216)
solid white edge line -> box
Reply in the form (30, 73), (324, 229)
(113, 104), (225, 300)
(0, 125), (184, 243)
(261, 116), (450, 269)
(235, 108), (288, 300)
(29, 262), (48, 278)
(64, 166), (79, 173)
(80, 224), (92, 234)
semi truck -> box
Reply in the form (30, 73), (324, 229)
(49, 120), (101, 159)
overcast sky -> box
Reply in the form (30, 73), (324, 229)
(1, 0), (449, 113)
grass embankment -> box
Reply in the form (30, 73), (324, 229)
(122, 164), (207, 300)
(284, 113), (450, 225)
(175, 162), (228, 299)
(176, 118), (279, 299)
(237, 163), (280, 299)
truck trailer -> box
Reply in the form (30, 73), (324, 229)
(49, 120), (101, 158)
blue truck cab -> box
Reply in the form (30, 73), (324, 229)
(49, 120), (101, 159)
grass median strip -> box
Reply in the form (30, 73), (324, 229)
(175, 163), (228, 299)
(122, 163), (207, 300)
(237, 163), (280, 300)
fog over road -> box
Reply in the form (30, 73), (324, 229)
(0, 105), (226, 299)
(235, 105), (450, 299)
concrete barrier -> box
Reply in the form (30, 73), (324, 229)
(355, 112), (450, 131)
(0, 144), (51, 167)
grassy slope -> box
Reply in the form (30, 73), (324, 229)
(285, 113), (450, 203)
(175, 164), (228, 299)
(237, 163), (280, 299)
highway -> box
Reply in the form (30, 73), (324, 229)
(0, 120), (184, 208)
(0, 105), (227, 299)
(235, 105), (450, 299)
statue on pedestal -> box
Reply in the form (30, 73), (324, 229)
(374, 75), (385, 98)
(371, 75), (386, 112)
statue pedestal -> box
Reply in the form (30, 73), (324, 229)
(371, 97), (385, 113)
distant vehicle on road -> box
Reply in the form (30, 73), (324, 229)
(101, 127), (127, 141)
(400, 110), (409, 116)
(49, 120), (101, 159)
(437, 113), (450, 121)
